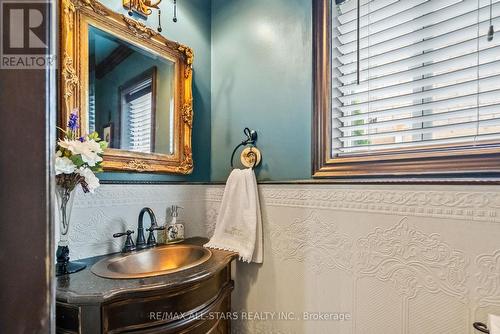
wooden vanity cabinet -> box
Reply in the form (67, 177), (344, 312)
(56, 264), (233, 334)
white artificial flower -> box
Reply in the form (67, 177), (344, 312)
(77, 167), (100, 193)
(58, 139), (103, 167)
(86, 139), (103, 154)
(55, 156), (77, 175)
(57, 139), (78, 151)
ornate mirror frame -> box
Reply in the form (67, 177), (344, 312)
(59, 0), (194, 174)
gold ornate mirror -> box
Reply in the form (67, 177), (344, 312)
(59, 0), (193, 174)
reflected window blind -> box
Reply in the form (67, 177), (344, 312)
(122, 78), (153, 153)
(88, 84), (96, 133)
(332, 0), (500, 156)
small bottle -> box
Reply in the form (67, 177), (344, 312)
(167, 205), (185, 243)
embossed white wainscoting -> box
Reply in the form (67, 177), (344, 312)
(67, 185), (210, 260)
(69, 183), (500, 334)
(205, 184), (500, 334)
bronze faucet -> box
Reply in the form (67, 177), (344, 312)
(114, 207), (165, 253)
(137, 207), (165, 249)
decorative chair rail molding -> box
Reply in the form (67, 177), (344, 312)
(205, 185), (500, 222)
(72, 184), (208, 208)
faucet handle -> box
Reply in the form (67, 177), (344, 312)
(113, 230), (136, 253)
(146, 224), (165, 232)
(146, 225), (165, 247)
(113, 230), (134, 238)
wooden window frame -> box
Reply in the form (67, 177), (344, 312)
(118, 67), (158, 153)
(312, 0), (500, 179)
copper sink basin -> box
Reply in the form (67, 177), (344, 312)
(91, 244), (212, 279)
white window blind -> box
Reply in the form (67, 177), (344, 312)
(88, 83), (96, 133)
(332, 0), (500, 157)
(121, 78), (153, 153)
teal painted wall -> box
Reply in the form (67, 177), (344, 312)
(94, 0), (312, 182)
(210, 0), (312, 181)
(97, 0), (212, 182)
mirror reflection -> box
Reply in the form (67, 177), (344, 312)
(88, 26), (175, 155)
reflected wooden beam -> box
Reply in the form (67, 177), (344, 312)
(95, 45), (133, 79)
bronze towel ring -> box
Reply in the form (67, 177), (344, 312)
(230, 128), (261, 169)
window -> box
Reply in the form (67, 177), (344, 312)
(119, 69), (156, 153)
(313, 0), (500, 178)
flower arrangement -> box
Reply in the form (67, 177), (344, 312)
(55, 110), (108, 193)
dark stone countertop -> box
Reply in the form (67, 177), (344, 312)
(56, 237), (238, 305)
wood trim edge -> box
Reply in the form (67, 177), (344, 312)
(311, 0), (500, 179)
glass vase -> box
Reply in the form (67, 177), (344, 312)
(55, 185), (86, 276)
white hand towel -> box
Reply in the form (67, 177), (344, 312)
(205, 168), (263, 263)
(490, 314), (500, 333)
